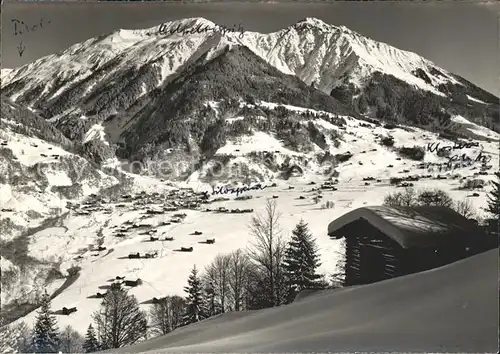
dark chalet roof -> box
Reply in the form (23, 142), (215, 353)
(327, 205), (486, 249)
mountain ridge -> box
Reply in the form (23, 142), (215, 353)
(1, 16), (498, 168)
(2, 17), (497, 102)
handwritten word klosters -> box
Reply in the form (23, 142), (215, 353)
(427, 141), (491, 164)
(11, 18), (51, 36)
(158, 22), (245, 39)
(202, 183), (268, 198)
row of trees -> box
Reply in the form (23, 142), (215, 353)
(383, 175), (500, 241)
(3, 200), (328, 353)
(182, 201), (326, 321)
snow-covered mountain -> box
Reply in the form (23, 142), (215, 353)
(1, 68), (14, 83)
(1, 18), (498, 163)
(243, 18), (454, 92)
(0, 16), (499, 349)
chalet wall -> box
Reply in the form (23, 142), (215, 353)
(340, 217), (488, 287)
(343, 219), (404, 286)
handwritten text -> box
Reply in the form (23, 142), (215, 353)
(11, 18), (50, 36)
(158, 22), (245, 39)
(202, 183), (268, 198)
(427, 141), (491, 164)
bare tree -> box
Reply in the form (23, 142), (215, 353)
(92, 287), (147, 349)
(148, 296), (186, 337)
(203, 254), (231, 313)
(247, 199), (287, 308)
(383, 187), (417, 207)
(417, 188), (454, 207)
(16, 322), (33, 353)
(227, 249), (252, 311)
(59, 325), (84, 353)
(454, 198), (477, 219)
(384, 188), (454, 209)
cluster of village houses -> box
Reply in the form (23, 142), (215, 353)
(64, 186), (256, 307)
(66, 187), (210, 216)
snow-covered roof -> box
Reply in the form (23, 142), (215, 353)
(327, 205), (486, 249)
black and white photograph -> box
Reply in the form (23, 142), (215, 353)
(0, 0), (499, 353)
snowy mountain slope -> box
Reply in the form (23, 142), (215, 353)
(0, 17), (470, 100)
(1, 17), (498, 153)
(1, 69), (14, 83)
(0, 98), (178, 327)
(114, 45), (354, 165)
(0, 97), (117, 241)
(2, 19), (223, 127)
(238, 18), (454, 95)
(235, 18), (498, 131)
(5, 106), (498, 335)
(0, 130), (112, 323)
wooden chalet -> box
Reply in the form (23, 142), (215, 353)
(328, 205), (492, 286)
(62, 307), (77, 315)
(124, 278), (142, 287)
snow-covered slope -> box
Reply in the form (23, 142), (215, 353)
(1, 18), (222, 105)
(107, 248), (498, 353)
(1, 68), (14, 83)
(0, 126), (114, 317)
(0, 17), (464, 99)
(238, 17), (455, 95)
(10, 244), (495, 354)
(0, 96), (177, 328)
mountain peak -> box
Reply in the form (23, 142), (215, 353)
(165, 17), (216, 28)
(294, 17), (334, 30)
(302, 17), (328, 25)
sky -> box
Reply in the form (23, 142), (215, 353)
(1, 1), (499, 96)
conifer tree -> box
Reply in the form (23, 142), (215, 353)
(32, 289), (59, 353)
(485, 171), (500, 240)
(486, 172), (500, 219)
(183, 265), (206, 325)
(282, 220), (322, 302)
(83, 324), (99, 353)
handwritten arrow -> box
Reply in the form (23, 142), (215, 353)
(17, 41), (26, 57)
